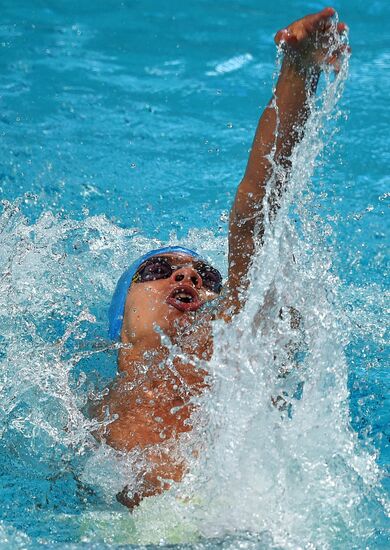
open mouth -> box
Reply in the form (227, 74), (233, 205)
(166, 285), (202, 312)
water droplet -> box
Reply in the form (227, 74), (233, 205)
(220, 211), (229, 222)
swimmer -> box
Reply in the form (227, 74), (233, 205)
(93, 8), (348, 508)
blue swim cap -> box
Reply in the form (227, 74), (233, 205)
(108, 246), (200, 340)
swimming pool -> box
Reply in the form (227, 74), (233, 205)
(0, 0), (388, 547)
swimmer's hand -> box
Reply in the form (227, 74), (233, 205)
(275, 7), (349, 72)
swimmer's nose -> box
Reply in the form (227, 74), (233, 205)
(172, 266), (202, 289)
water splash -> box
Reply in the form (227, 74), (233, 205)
(0, 20), (388, 550)
(126, 23), (388, 548)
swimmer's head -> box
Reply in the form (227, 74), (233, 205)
(108, 246), (222, 342)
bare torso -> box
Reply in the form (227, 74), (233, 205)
(98, 309), (213, 443)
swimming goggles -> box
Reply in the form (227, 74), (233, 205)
(132, 256), (223, 294)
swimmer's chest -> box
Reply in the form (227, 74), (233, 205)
(107, 341), (210, 447)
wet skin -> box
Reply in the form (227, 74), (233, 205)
(104, 253), (215, 452)
(95, 8), (349, 508)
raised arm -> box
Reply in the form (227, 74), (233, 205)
(226, 8), (347, 312)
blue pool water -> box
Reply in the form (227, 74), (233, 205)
(0, 0), (388, 548)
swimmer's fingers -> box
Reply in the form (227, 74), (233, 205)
(318, 21), (349, 47)
(276, 22), (347, 51)
(274, 28), (295, 47)
(309, 42), (350, 73)
(309, 11), (348, 35)
(325, 44), (351, 73)
(337, 22), (349, 35)
(306, 6), (336, 30)
(314, 24), (350, 60)
(275, 12), (350, 72)
(275, 10), (349, 56)
(298, 7), (336, 37)
(274, 8), (336, 47)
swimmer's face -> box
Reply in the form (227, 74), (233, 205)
(121, 253), (221, 343)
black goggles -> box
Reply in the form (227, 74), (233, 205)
(132, 256), (223, 294)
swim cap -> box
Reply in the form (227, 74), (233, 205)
(108, 246), (200, 340)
